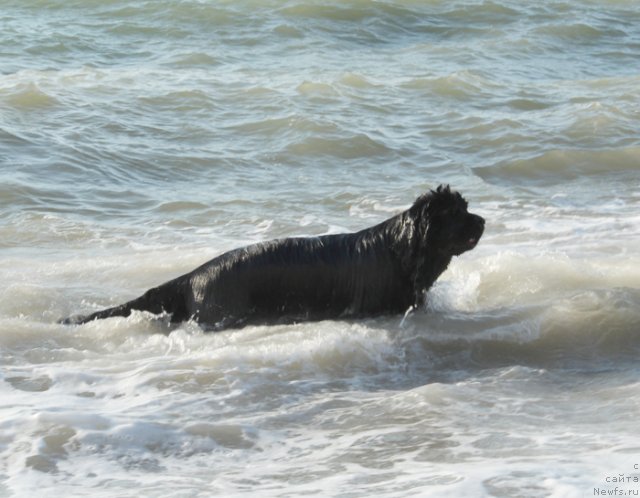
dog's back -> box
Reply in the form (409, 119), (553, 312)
(185, 231), (411, 327)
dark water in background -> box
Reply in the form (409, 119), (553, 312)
(1, 1), (639, 496)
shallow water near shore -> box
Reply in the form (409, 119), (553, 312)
(1, 0), (640, 496)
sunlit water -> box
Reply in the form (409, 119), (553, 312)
(1, 1), (639, 496)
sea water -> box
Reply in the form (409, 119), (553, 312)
(1, 0), (639, 496)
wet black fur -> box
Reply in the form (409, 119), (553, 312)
(63, 185), (484, 330)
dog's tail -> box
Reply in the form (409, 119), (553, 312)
(61, 280), (189, 325)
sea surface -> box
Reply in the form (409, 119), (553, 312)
(1, 0), (639, 496)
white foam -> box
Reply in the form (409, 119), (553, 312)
(2, 237), (639, 498)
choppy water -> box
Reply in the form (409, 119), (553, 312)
(1, 0), (640, 496)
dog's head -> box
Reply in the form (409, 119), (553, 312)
(411, 185), (485, 257)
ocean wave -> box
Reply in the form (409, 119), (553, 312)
(533, 21), (627, 42)
(286, 133), (393, 159)
(476, 146), (640, 185)
(401, 70), (498, 100)
(138, 89), (217, 113)
(402, 286), (640, 369)
(0, 81), (60, 110)
(3, 285), (638, 399)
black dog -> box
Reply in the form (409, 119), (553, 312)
(64, 185), (484, 330)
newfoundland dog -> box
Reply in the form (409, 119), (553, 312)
(63, 185), (484, 330)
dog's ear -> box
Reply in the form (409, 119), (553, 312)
(435, 184), (451, 195)
(391, 194), (428, 278)
(409, 203), (432, 305)
(404, 193), (432, 259)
